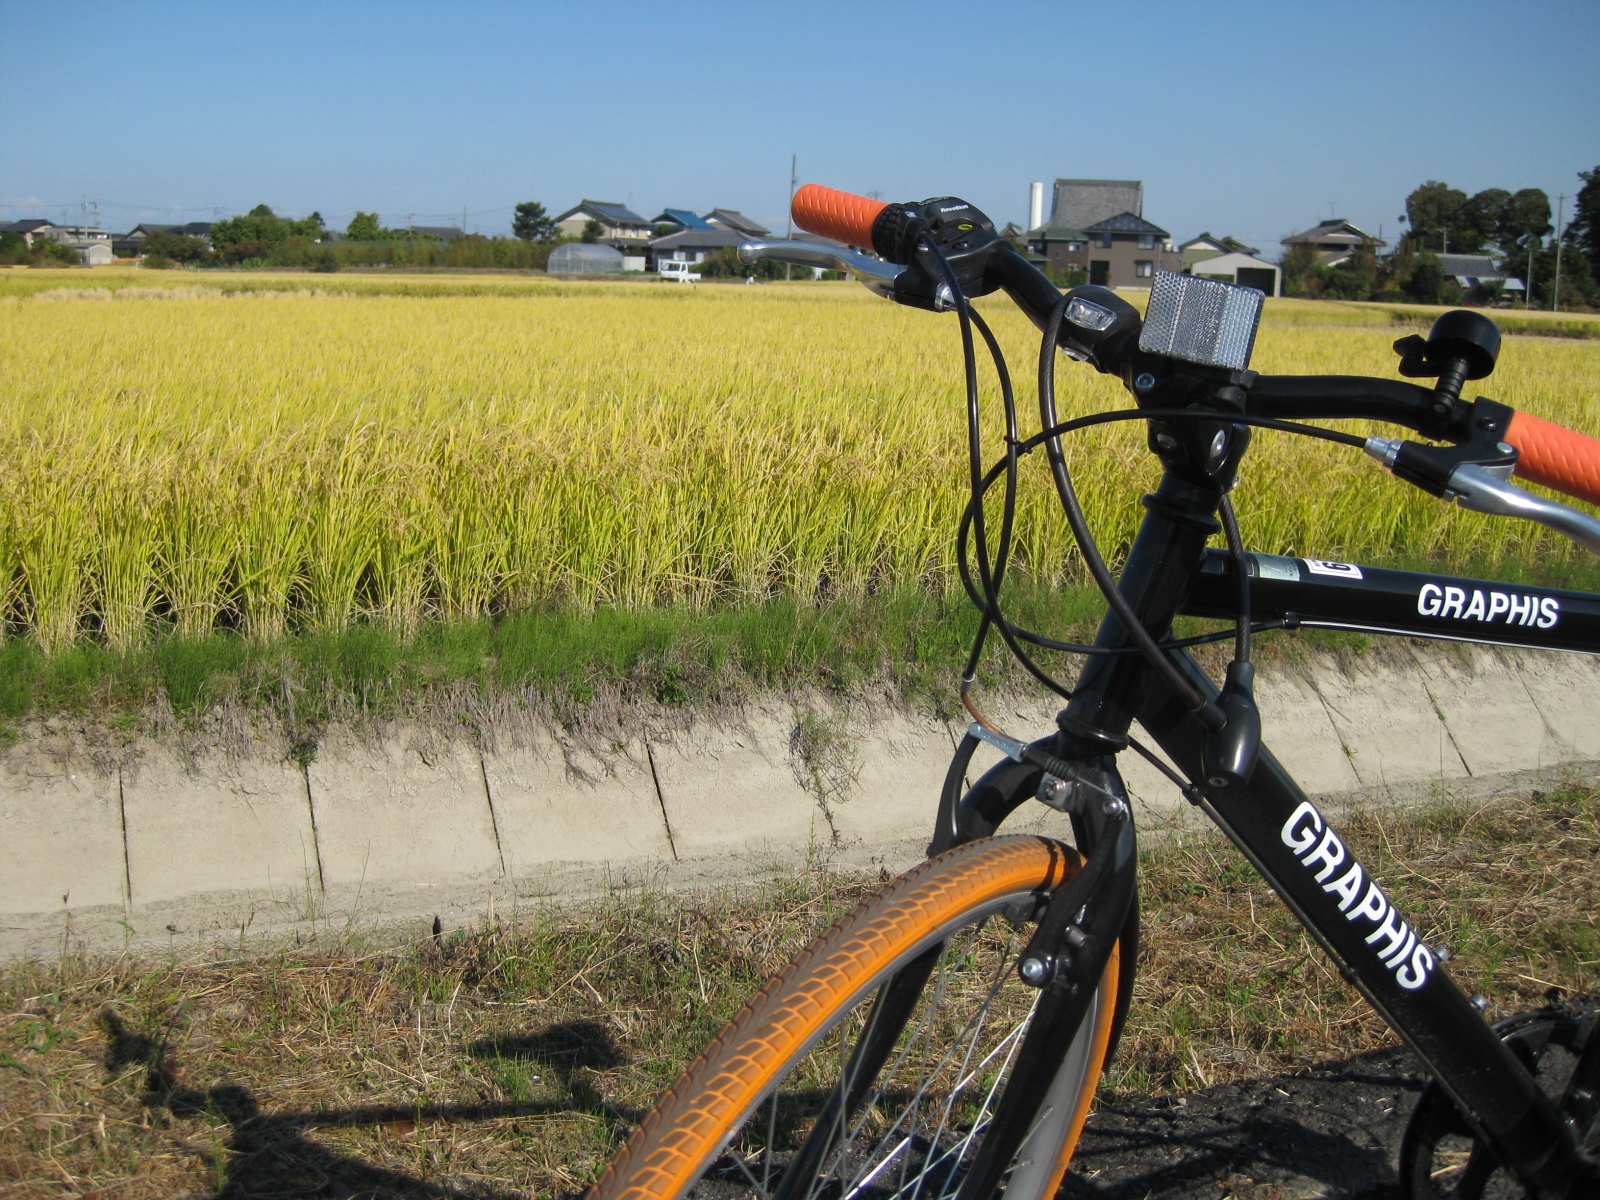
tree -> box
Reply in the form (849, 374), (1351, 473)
(1404, 251), (1445, 305)
(1572, 166), (1600, 287)
(512, 201), (556, 242)
(1496, 189), (1551, 264)
(142, 231), (209, 263)
(580, 219), (604, 244)
(0, 231), (76, 266)
(345, 211), (383, 241)
(1406, 181), (1468, 252)
(210, 205), (323, 257)
(1280, 243), (1326, 298)
(1456, 189), (1510, 255)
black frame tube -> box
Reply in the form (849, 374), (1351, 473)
(1015, 473), (1596, 1194)
(1184, 548), (1600, 654)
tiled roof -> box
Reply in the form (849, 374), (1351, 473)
(1283, 219), (1383, 247)
(1049, 179), (1142, 231)
(704, 209), (770, 236)
(1438, 254), (1501, 278)
(559, 200), (649, 226)
(1082, 211), (1169, 237)
(587, 200), (647, 224)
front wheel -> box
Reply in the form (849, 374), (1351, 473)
(588, 835), (1124, 1200)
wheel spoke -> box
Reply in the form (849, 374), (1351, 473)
(588, 838), (1105, 1200)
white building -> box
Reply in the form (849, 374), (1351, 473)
(1187, 251), (1280, 297)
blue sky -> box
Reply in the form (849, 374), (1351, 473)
(3, 0), (1596, 255)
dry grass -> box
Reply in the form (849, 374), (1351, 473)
(3, 271), (1598, 654)
(2, 787), (1596, 1198)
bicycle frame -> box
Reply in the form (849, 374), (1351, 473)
(737, 209), (1600, 1195)
(951, 467), (1598, 1196)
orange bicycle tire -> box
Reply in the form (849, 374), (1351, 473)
(588, 835), (1123, 1200)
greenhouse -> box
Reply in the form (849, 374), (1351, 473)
(546, 242), (624, 275)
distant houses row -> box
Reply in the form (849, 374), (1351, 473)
(3, 188), (1515, 296)
(0, 203), (776, 276)
(1020, 177), (1513, 296)
(547, 201), (778, 276)
(0, 218), (216, 264)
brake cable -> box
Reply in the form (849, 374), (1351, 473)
(953, 408), (1359, 661)
(1038, 296), (1227, 728)
(921, 237), (1362, 742)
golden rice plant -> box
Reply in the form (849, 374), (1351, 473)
(0, 274), (1596, 652)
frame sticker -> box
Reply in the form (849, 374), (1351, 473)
(1249, 554), (1300, 582)
(1282, 801), (1435, 990)
(1303, 559), (1363, 580)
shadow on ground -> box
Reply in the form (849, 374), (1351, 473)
(1061, 1046), (1423, 1199)
(101, 1009), (634, 1199)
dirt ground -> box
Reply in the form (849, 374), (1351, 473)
(3, 788), (1596, 1197)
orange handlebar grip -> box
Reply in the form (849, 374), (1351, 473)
(1507, 411), (1600, 508)
(791, 184), (887, 249)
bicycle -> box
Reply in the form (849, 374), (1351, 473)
(586, 185), (1600, 1199)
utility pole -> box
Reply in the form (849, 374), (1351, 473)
(407, 212), (415, 234)
(1552, 193), (1566, 312)
(785, 153), (797, 281)
(1527, 234), (1535, 310)
(463, 206), (467, 236)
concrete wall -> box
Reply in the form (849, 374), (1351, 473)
(4, 642), (1598, 958)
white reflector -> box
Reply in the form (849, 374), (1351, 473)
(1138, 270), (1264, 371)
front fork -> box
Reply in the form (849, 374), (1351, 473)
(950, 467), (1593, 1196)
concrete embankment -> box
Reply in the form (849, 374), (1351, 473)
(5, 642), (1599, 958)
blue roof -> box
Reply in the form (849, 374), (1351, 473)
(654, 208), (714, 230)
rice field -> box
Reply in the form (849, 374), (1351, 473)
(2, 268), (1598, 654)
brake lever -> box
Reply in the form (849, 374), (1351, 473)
(1366, 437), (1600, 558)
(736, 238), (905, 300)
(1446, 463), (1600, 558)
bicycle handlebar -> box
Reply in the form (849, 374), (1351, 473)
(791, 184), (887, 251)
(1504, 411), (1600, 508)
(788, 182), (1600, 513)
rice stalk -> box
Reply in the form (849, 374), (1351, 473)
(0, 283), (1595, 653)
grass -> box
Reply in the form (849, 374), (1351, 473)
(8, 546), (1600, 740)
(0, 580), (1109, 736)
(1, 785), (1595, 1198)
(3, 271), (1599, 661)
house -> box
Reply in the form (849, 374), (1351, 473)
(704, 209), (770, 237)
(1044, 179), (1143, 230)
(649, 228), (747, 272)
(113, 223), (175, 256)
(553, 200), (651, 244)
(1438, 253), (1522, 300)
(2, 218), (55, 247)
(111, 222), (216, 257)
(1079, 213), (1178, 287)
(652, 209), (715, 232)
(1026, 179), (1177, 286)
(46, 225), (114, 265)
(1180, 232), (1259, 271)
(1281, 219), (1384, 267)
(1187, 251), (1281, 296)
(409, 225), (462, 240)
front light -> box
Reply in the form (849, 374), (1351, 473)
(1064, 294), (1118, 332)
